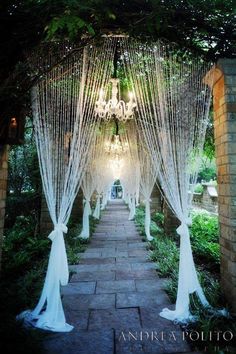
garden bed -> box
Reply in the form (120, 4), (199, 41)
(0, 213), (98, 353)
(135, 205), (236, 353)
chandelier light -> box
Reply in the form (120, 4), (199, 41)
(95, 78), (136, 121)
(104, 134), (129, 154)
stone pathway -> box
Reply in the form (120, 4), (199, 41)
(43, 200), (194, 354)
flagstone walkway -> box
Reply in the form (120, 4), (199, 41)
(43, 200), (194, 354)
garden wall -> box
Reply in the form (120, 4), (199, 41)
(192, 182), (218, 214)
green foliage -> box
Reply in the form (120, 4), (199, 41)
(186, 287), (236, 352)
(134, 205), (146, 235)
(194, 183), (204, 194)
(8, 118), (40, 195)
(150, 236), (179, 278)
(0, 205), (97, 352)
(134, 207), (235, 351)
(198, 166), (217, 182)
(152, 211), (164, 226)
(197, 132), (217, 181)
(190, 211), (220, 265)
(135, 205), (163, 238)
(2, 215), (50, 277)
(46, 14), (95, 39)
(191, 211), (219, 242)
(164, 272), (178, 303)
(6, 118), (41, 228)
(0, 0), (235, 144)
(203, 113), (215, 161)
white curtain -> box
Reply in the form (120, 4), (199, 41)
(18, 39), (117, 332)
(93, 191), (102, 219)
(122, 39), (213, 322)
(138, 146), (157, 241)
(79, 170), (95, 239)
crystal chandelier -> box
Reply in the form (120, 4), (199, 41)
(95, 78), (136, 121)
(104, 134), (129, 155)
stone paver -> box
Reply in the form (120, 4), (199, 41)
(63, 294), (116, 310)
(43, 330), (114, 354)
(44, 200), (191, 354)
(96, 280), (136, 294)
(115, 269), (157, 280)
(61, 281), (96, 295)
(135, 279), (168, 292)
(116, 291), (170, 308)
(88, 308), (141, 330)
(71, 270), (116, 281)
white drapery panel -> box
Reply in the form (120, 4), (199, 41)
(92, 123), (114, 218)
(79, 168), (95, 239)
(122, 39), (213, 322)
(18, 39), (117, 332)
(120, 122), (140, 220)
(138, 145), (157, 241)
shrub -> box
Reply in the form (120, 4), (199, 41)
(0, 208), (96, 353)
(152, 212), (164, 226)
(198, 166), (217, 182)
(135, 205), (163, 238)
(194, 183), (204, 193)
(150, 236), (179, 278)
(191, 211), (219, 242)
(136, 204), (235, 352)
(190, 211), (220, 265)
(2, 215), (50, 277)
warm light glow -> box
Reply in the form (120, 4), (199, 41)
(99, 88), (104, 99)
(95, 79), (136, 121)
(129, 91), (134, 100)
(104, 135), (129, 155)
(110, 154), (124, 179)
(10, 117), (17, 128)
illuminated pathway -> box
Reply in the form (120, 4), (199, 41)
(44, 200), (191, 354)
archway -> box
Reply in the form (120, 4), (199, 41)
(111, 180), (123, 200)
(13, 36), (218, 332)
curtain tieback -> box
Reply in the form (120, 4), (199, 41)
(48, 223), (68, 241)
(176, 218), (192, 237)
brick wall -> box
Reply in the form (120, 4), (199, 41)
(0, 145), (9, 271)
(192, 184), (218, 214)
(210, 59), (236, 313)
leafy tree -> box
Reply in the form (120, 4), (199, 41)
(0, 0), (235, 133)
(8, 118), (40, 194)
(5, 117), (41, 228)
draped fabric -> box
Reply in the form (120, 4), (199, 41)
(138, 145), (157, 241)
(120, 122), (140, 220)
(79, 169), (95, 239)
(18, 39), (117, 331)
(18, 37), (217, 332)
(121, 39), (213, 322)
